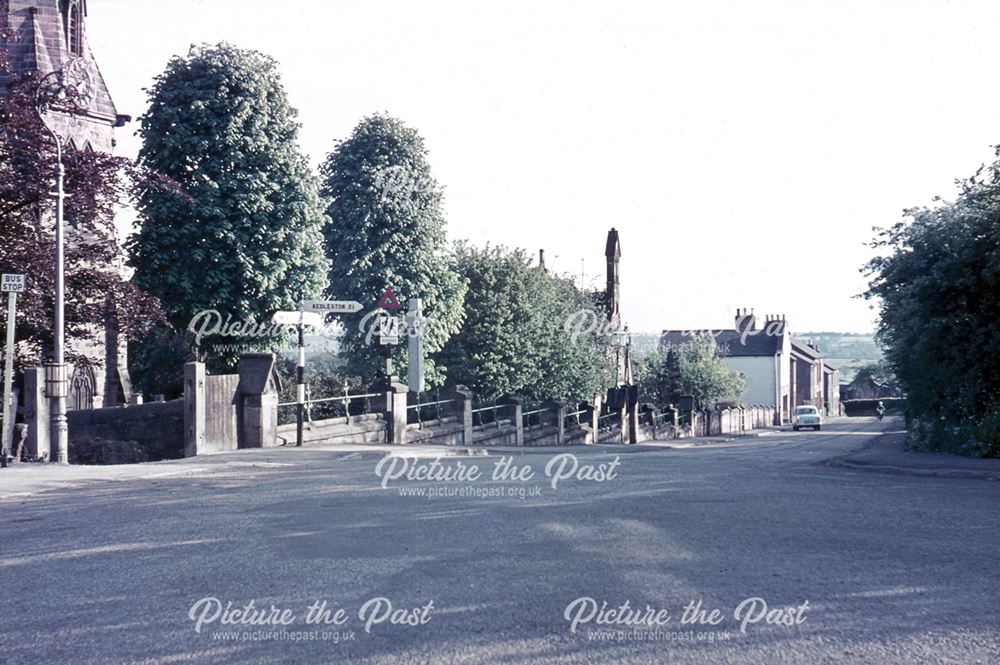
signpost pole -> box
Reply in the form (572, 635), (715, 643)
(2, 290), (16, 464)
(296, 296), (305, 448)
(406, 298), (425, 393)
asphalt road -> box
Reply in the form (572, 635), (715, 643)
(2, 418), (998, 664)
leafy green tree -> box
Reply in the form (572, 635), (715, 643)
(438, 244), (604, 402)
(320, 114), (465, 385)
(636, 338), (743, 408)
(634, 348), (682, 406)
(127, 43), (329, 371)
(863, 146), (1000, 455)
(851, 361), (901, 393)
(677, 335), (746, 406)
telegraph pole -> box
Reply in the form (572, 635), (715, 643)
(296, 294), (305, 447)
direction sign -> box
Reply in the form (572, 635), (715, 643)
(378, 313), (400, 345)
(1, 274), (25, 293)
(302, 300), (363, 314)
(272, 310), (324, 327)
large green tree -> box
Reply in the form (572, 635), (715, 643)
(636, 337), (745, 408)
(128, 43), (329, 371)
(438, 243), (604, 402)
(634, 348), (682, 407)
(863, 146), (1000, 455)
(320, 114), (465, 385)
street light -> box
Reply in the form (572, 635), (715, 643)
(35, 68), (73, 464)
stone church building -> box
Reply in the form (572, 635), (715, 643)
(2, 0), (133, 408)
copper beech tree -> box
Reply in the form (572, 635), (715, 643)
(0, 44), (170, 369)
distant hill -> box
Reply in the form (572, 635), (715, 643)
(795, 332), (882, 382)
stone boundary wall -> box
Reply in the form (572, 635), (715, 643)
(67, 400), (185, 460)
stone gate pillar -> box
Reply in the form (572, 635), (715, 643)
(236, 353), (280, 448)
(23, 367), (49, 459)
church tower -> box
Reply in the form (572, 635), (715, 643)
(2, 0), (129, 151)
(1, 0), (132, 408)
(605, 227), (621, 329)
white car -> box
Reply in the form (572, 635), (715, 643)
(792, 405), (823, 431)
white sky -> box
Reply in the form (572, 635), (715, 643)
(86, 0), (1000, 334)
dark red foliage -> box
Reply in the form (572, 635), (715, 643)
(0, 42), (173, 367)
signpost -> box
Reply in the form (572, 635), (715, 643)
(405, 298), (426, 393)
(2, 274), (25, 465)
(284, 298), (362, 448)
(271, 310), (323, 327)
(301, 300), (363, 314)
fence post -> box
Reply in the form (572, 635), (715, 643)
(582, 400), (598, 444)
(184, 361), (206, 457)
(499, 394), (524, 446)
(23, 367), (49, 460)
(236, 353), (280, 448)
(541, 398), (566, 444)
(443, 385), (473, 444)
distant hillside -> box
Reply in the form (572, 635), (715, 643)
(796, 332), (883, 382)
(796, 332), (881, 361)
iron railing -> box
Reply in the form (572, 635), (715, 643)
(471, 400), (506, 428)
(406, 389), (453, 428)
(521, 406), (551, 431)
(563, 409), (587, 430)
(277, 382), (379, 425)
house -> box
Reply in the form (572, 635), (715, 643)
(822, 361), (841, 416)
(790, 339), (824, 411)
(661, 309), (792, 424)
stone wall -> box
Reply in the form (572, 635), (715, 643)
(67, 400), (184, 460)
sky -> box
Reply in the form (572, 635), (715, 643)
(85, 0), (1000, 335)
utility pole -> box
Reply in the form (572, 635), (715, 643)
(296, 295), (305, 447)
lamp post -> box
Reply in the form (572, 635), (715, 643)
(35, 70), (71, 464)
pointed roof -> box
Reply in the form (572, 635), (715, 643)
(605, 227), (621, 259)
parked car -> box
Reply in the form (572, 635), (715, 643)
(792, 405), (823, 431)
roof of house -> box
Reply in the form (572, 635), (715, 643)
(660, 329), (784, 357)
(791, 339), (824, 361)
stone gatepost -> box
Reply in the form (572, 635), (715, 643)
(371, 377), (409, 444)
(443, 385), (473, 444)
(184, 361), (205, 457)
(627, 402), (640, 444)
(499, 394), (524, 446)
(541, 398), (566, 444)
(23, 367), (49, 460)
(617, 404), (628, 444)
(582, 399), (598, 444)
(644, 404), (659, 439)
(236, 353), (280, 449)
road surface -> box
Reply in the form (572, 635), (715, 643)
(2, 417), (997, 664)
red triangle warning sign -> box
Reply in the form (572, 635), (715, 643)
(377, 288), (402, 311)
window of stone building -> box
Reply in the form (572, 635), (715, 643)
(66, 0), (83, 56)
